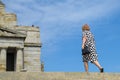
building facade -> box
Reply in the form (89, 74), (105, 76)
(0, 1), (42, 72)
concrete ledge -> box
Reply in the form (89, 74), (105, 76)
(0, 72), (120, 80)
(24, 43), (42, 47)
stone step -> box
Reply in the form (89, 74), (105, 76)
(0, 72), (120, 80)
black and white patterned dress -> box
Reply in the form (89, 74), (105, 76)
(82, 30), (98, 63)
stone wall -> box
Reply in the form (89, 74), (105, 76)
(0, 4), (5, 14)
(0, 72), (120, 80)
(0, 12), (17, 27)
(0, 3), (17, 27)
(0, 37), (25, 48)
(17, 26), (41, 72)
(24, 47), (41, 72)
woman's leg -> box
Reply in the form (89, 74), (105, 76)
(84, 61), (89, 72)
(93, 60), (104, 72)
(93, 60), (102, 69)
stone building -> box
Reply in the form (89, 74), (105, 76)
(0, 1), (42, 72)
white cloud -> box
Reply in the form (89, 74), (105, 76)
(3, 0), (120, 54)
(40, 0), (120, 23)
(4, 0), (120, 25)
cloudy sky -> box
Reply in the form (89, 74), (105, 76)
(3, 0), (120, 72)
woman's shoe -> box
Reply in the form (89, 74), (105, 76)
(100, 68), (104, 73)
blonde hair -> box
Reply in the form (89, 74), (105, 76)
(82, 24), (90, 31)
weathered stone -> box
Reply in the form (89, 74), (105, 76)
(0, 1), (42, 72)
(0, 72), (120, 80)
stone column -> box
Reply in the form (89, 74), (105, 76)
(16, 48), (23, 72)
(0, 48), (7, 71)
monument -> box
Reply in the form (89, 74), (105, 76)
(0, 1), (120, 80)
(0, 1), (42, 72)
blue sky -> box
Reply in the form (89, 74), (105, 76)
(3, 0), (120, 72)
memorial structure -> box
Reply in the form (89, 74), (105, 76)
(0, 0), (42, 72)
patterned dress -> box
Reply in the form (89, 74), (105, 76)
(82, 30), (98, 63)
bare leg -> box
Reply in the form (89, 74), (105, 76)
(84, 61), (89, 72)
(93, 60), (102, 69)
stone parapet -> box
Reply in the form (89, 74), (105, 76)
(11, 26), (40, 32)
(0, 72), (120, 80)
(0, 13), (17, 27)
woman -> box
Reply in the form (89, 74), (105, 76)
(82, 24), (104, 73)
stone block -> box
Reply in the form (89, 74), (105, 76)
(0, 72), (119, 80)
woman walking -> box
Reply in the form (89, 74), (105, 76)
(81, 24), (104, 73)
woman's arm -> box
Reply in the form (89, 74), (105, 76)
(82, 36), (87, 49)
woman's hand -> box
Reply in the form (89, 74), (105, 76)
(82, 45), (84, 49)
(82, 36), (87, 49)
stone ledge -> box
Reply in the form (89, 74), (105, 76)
(24, 43), (42, 47)
(0, 26), (27, 38)
(0, 72), (120, 80)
